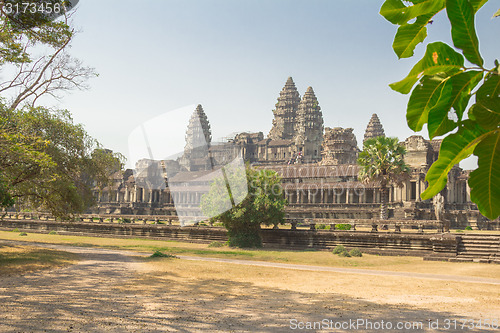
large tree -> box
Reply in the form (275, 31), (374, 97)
(201, 165), (287, 248)
(0, 103), (124, 218)
(358, 136), (410, 220)
(380, 0), (500, 220)
(0, 2), (121, 218)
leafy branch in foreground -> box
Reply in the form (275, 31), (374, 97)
(380, 0), (500, 219)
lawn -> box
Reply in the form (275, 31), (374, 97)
(1, 230), (499, 279)
(0, 243), (77, 276)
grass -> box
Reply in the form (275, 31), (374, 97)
(0, 244), (78, 276)
(0, 230), (499, 279)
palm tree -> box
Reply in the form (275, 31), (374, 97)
(358, 136), (410, 221)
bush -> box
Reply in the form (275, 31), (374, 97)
(349, 248), (363, 257)
(315, 224), (329, 230)
(123, 218), (132, 223)
(332, 245), (346, 255)
(12, 228), (19, 232)
(208, 241), (225, 248)
(465, 226), (473, 231)
(150, 251), (178, 259)
(335, 224), (352, 230)
(19, 232), (28, 236)
(213, 222), (224, 227)
(48, 230), (58, 235)
(338, 250), (351, 257)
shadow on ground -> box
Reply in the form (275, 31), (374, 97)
(0, 241), (496, 332)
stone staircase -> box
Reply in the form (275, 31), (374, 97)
(450, 235), (500, 264)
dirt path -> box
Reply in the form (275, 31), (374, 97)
(0, 241), (498, 332)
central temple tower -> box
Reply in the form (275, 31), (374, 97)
(268, 77), (301, 141)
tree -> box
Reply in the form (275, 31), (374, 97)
(0, 2), (116, 218)
(380, 0), (500, 220)
(0, 103), (124, 218)
(0, 0), (95, 111)
(358, 136), (410, 220)
(200, 165), (287, 248)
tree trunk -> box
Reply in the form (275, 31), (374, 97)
(380, 185), (388, 220)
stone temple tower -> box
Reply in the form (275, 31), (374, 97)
(295, 86), (324, 161)
(180, 104), (212, 171)
(268, 77), (301, 141)
(363, 113), (385, 144)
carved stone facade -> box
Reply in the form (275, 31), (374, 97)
(92, 78), (498, 228)
(319, 127), (358, 165)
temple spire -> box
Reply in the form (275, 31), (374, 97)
(184, 104), (211, 152)
(363, 113), (385, 144)
(268, 77), (301, 141)
(295, 86), (324, 161)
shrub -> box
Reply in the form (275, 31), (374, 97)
(213, 222), (224, 227)
(465, 226), (473, 231)
(123, 218), (132, 223)
(48, 230), (58, 235)
(335, 224), (351, 230)
(150, 251), (178, 259)
(338, 250), (351, 257)
(349, 248), (363, 257)
(208, 241), (225, 248)
(315, 224), (327, 230)
(332, 245), (346, 255)
(12, 228), (20, 232)
(19, 232), (28, 236)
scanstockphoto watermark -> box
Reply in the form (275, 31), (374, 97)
(290, 319), (424, 331)
(289, 318), (500, 331)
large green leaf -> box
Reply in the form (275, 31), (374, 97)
(450, 70), (483, 118)
(446, 0), (483, 67)
(390, 42), (464, 94)
(421, 121), (487, 199)
(392, 14), (431, 59)
(380, 0), (445, 25)
(471, 74), (500, 129)
(407, 74), (449, 132)
(470, 0), (488, 13)
(427, 79), (455, 138)
(469, 131), (500, 220)
(427, 70), (483, 138)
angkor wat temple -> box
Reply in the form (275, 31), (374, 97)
(93, 77), (499, 229)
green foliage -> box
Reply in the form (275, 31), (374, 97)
(358, 136), (410, 219)
(12, 228), (19, 232)
(315, 224), (329, 230)
(349, 248), (363, 257)
(455, 229), (464, 232)
(208, 241), (225, 248)
(19, 232), (27, 236)
(0, 104), (124, 219)
(338, 250), (351, 257)
(201, 165), (287, 248)
(380, 0), (500, 220)
(465, 226), (473, 230)
(335, 224), (352, 231)
(149, 251), (178, 259)
(332, 245), (346, 255)
(48, 230), (57, 235)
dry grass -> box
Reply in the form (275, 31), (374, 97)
(1, 230), (500, 280)
(0, 243), (77, 276)
(130, 258), (500, 320)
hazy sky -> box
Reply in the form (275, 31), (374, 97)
(50, 0), (499, 168)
